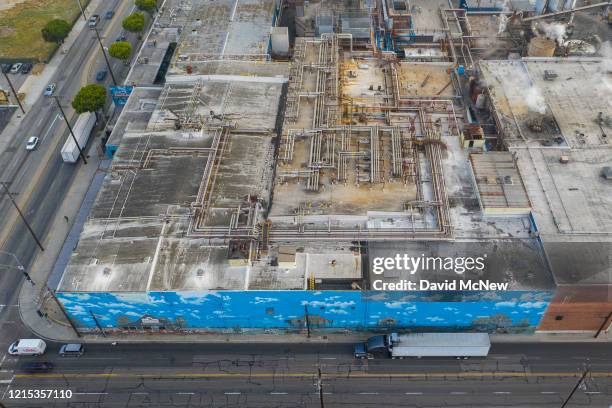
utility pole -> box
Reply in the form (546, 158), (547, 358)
(75, 0), (88, 21)
(52, 96), (87, 164)
(47, 285), (81, 338)
(561, 368), (589, 408)
(0, 182), (44, 251)
(90, 310), (107, 337)
(0, 250), (34, 285)
(2, 71), (26, 114)
(317, 366), (325, 408)
(93, 27), (118, 86)
(304, 304), (311, 338)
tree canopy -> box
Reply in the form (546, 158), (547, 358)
(72, 84), (107, 114)
(135, 0), (157, 13)
(122, 12), (145, 33)
(108, 41), (132, 61)
(41, 19), (71, 43)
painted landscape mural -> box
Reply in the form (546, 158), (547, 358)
(57, 290), (553, 334)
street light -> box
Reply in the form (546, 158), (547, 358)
(93, 27), (118, 86)
(75, 0), (88, 21)
(0, 250), (34, 285)
(0, 182), (45, 251)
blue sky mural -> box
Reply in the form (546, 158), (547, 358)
(57, 290), (553, 332)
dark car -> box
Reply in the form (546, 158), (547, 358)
(116, 34), (127, 42)
(20, 62), (33, 74)
(20, 362), (54, 373)
(95, 70), (107, 81)
(105, 10), (115, 19)
(59, 343), (84, 357)
(1, 63), (12, 74)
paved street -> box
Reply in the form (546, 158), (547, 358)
(0, 342), (611, 407)
(0, 0), (137, 354)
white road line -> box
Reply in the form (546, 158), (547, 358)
(358, 392), (379, 395)
(230, 0), (239, 22)
(270, 392), (288, 395)
(2, 385), (11, 399)
(493, 391), (511, 394)
(541, 391), (557, 394)
(0, 380), (13, 384)
(584, 391), (601, 394)
(450, 392), (467, 395)
(177, 392), (195, 395)
(321, 357), (337, 360)
(405, 392), (423, 395)
(132, 392), (148, 395)
(40, 114), (61, 142)
(224, 392), (241, 395)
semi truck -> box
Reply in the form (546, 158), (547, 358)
(8, 339), (47, 356)
(61, 112), (96, 163)
(354, 333), (490, 359)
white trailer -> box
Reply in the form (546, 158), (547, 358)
(355, 333), (490, 359)
(61, 112), (96, 163)
(8, 339), (47, 356)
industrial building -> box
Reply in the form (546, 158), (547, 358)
(55, 0), (611, 335)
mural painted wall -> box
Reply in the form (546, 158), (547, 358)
(57, 290), (553, 334)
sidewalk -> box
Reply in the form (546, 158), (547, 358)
(18, 145), (107, 343)
(0, 0), (103, 156)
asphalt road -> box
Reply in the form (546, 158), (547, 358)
(0, 0), (136, 347)
(0, 342), (611, 407)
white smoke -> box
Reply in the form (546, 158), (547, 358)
(538, 22), (568, 46)
(497, 0), (510, 35)
(525, 87), (546, 114)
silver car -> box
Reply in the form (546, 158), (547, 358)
(10, 63), (22, 74)
(43, 83), (56, 97)
(25, 136), (39, 151)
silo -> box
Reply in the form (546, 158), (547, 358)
(527, 37), (556, 57)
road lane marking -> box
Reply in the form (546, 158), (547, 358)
(493, 392), (511, 394)
(224, 392), (241, 395)
(540, 391), (557, 394)
(359, 392), (379, 395)
(584, 392), (601, 394)
(15, 371), (612, 379)
(177, 392), (195, 395)
(40, 114), (61, 142)
(270, 392), (288, 395)
(405, 392), (423, 395)
(450, 392), (467, 395)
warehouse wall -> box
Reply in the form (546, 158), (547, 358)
(57, 290), (553, 334)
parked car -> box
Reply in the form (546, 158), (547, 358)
(10, 63), (23, 74)
(20, 62), (33, 74)
(43, 83), (56, 97)
(88, 14), (100, 28)
(26, 136), (39, 151)
(95, 70), (107, 81)
(116, 34), (127, 42)
(105, 10), (115, 20)
(1, 63), (12, 74)
(21, 362), (54, 373)
(59, 343), (85, 357)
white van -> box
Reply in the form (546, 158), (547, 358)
(8, 339), (47, 356)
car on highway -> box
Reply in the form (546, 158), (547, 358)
(88, 14), (100, 28)
(8, 339), (47, 356)
(21, 362), (54, 373)
(95, 70), (107, 81)
(59, 343), (85, 357)
(1, 63), (12, 73)
(10, 63), (22, 74)
(43, 83), (56, 97)
(105, 10), (115, 20)
(20, 62), (33, 74)
(25, 136), (39, 151)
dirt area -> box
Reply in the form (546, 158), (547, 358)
(397, 63), (454, 97)
(0, 0), (81, 61)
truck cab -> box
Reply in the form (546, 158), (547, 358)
(354, 335), (390, 359)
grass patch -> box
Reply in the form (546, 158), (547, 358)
(0, 0), (83, 62)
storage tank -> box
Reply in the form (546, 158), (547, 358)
(527, 37), (556, 57)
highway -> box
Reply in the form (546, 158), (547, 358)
(1, 342), (611, 407)
(0, 0), (136, 349)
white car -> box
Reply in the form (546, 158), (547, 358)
(10, 63), (22, 74)
(26, 136), (39, 151)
